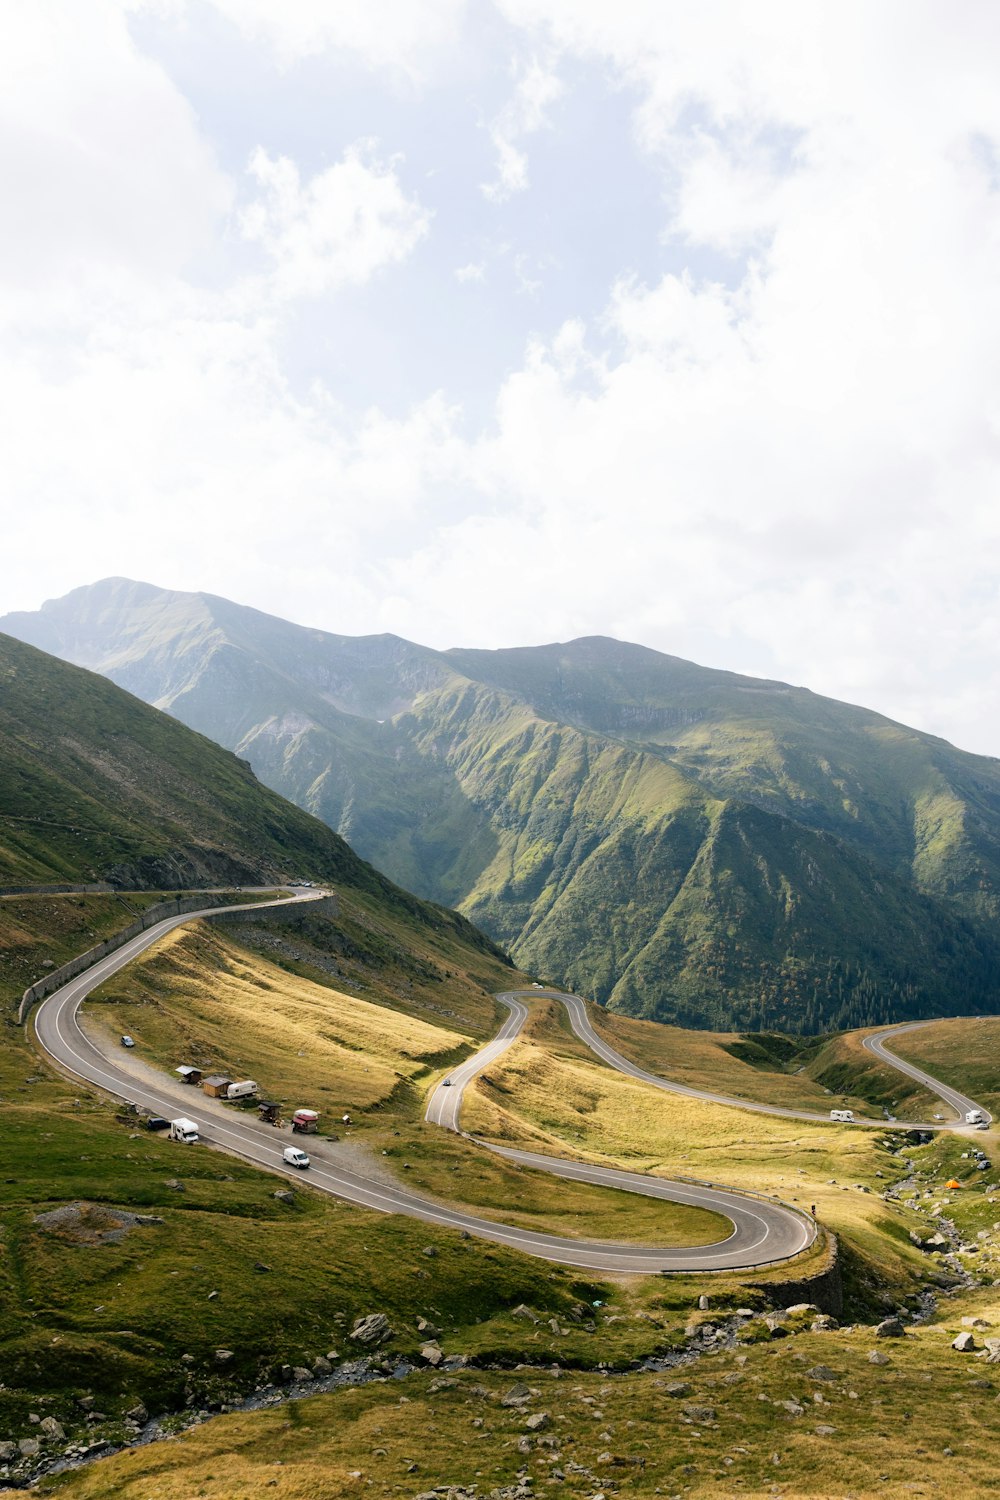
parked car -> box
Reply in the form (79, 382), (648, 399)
(144, 1116), (170, 1131)
(283, 1146), (310, 1169)
(120, 1034), (135, 1048)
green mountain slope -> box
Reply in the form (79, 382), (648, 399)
(0, 631), (509, 979)
(5, 580), (1000, 1030)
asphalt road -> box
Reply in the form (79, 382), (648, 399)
(861, 1021), (992, 1126)
(31, 898), (813, 1273)
(482, 989), (990, 1132)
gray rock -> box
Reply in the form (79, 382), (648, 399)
(125, 1404), (147, 1424)
(349, 1312), (393, 1347)
(214, 1349), (234, 1364)
(312, 1356), (332, 1377)
(661, 1380), (690, 1397)
(502, 1382), (533, 1407)
(39, 1418), (65, 1440)
(164, 1178), (185, 1192)
(778, 1400), (804, 1416)
(815, 1424), (837, 1436)
(273, 1190), (295, 1205)
(806, 1365), (838, 1382)
(18, 1439), (40, 1457)
(524, 1412), (550, 1432)
(420, 1342), (443, 1367)
(0, 1442), (17, 1462)
(291, 1367), (313, 1382)
(952, 1332), (976, 1352)
(682, 1404), (716, 1424)
(697, 1294), (710, 1310)
(868, 1350), (890, 1365)
(874, 1317), (906, 1338)
(510, 1304), (540, 1323)
(785, 1303), (820, 1316)
(421, 1246), (437, 1257)
(811, 1314), (839, 1331)
(416, 1317), (440, 1337)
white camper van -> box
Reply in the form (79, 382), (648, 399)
(829, 1109), (855, 1123)
(965, 1109), (986, 1125)
(168, 1117), (200, 1144)
(226, 1080), (258, 1100)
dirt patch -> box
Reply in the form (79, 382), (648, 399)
(33, 1201), (156, 1246)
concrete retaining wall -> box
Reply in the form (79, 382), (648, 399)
(749, 1232), (843, 1316)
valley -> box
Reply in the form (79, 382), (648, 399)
(6, 581), (1000, 1032)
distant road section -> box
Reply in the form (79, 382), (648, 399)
(861, 1020), (993, 1126)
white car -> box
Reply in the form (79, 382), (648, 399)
(120, 1034), (135, 1048)
(283, 1146), (310, 1169)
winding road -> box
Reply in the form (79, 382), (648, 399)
(28, 894), (988, 1275)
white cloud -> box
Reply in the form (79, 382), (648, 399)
(201, 0), (466, 76)
(482, 55), (563, 202)
(455, 261), (487, 282)
(238, 143), (430, 301)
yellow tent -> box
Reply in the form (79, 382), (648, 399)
(945, 1178), (962, 1189)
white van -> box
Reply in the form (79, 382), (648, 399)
(226, 1080), (258, 1100)
(168, 1117), (200, 1144)
(283, 1146), (310, 1169)
(965, 1109), (986, 1124)
(830, 1109), (855, 1123)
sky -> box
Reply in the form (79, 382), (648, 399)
(3, 1), (1000, 756)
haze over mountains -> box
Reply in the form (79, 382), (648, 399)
(6, 577), (1000, 1032)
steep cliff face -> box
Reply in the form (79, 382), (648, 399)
(6, 579), (1000, 1030)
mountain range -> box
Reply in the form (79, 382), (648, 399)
(5, 577), (1000, 1031)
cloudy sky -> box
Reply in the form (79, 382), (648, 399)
(4, 1), (1000, 755)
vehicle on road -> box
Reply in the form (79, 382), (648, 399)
(283, 1146), (310, 1169)
(442, 1078), (452, 1086)
(977, 1121), (990, 1130)
(120, 1034), (135, 1047)
(168, 1117), (200, 1144)
(830, 1108), (855, 1122)
(144, 1116), (170, 1132)
(966, 1109), (986, 1124)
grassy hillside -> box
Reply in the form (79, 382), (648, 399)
(8, 582), (1000, 1031)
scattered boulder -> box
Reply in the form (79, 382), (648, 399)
(214, 1349), (234, 1364)
(125, 1404), (147, 1424)
(697, 1294), (710, 1310)
(273, 1190), (295, 1206)
(501, 1383), (532, 1407)
(291, 1367), (313, 1382)
(524, 1412), (550, 1432)
(682, 1404), (716, 1424)
(510, 1304), (540, 1324)
(349, 1313), (393, 1347)
(806, 1365), (838, 1383)
(420, 1342), (443, 1367)
(416, 1317), (440, 1337)
(874, 1317), (907, 1338)
(661, 1381), (690, 1398)
(811, 1314), (839, 1331)
(962, 1316), (990, 1329)
(39, 1418), (65, 1441)
(952, 1332), (976, 1352)
(868, 1350), (890, 1365)
(312, 1356), (332, 1377)
(785, 1303), (820, 1316)
(0, 1441), (17, 1462)
(18, 1439), (40, 1458)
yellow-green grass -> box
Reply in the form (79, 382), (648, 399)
(2, 893), (216, 1014)
(86, 927), (728, 1248)
(243, 885), (518, 1038)
(590, 1002), (940, 1119)
(459, 1029), (942, 1298)
(40, 1307), (1000, 1500)
(87, 922), (475, 1115)
(886, 1015), (1000, 1117)
(373, 1123), (730, 1247)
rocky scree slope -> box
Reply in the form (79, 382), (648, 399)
(6, 580), (1000, 1031)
